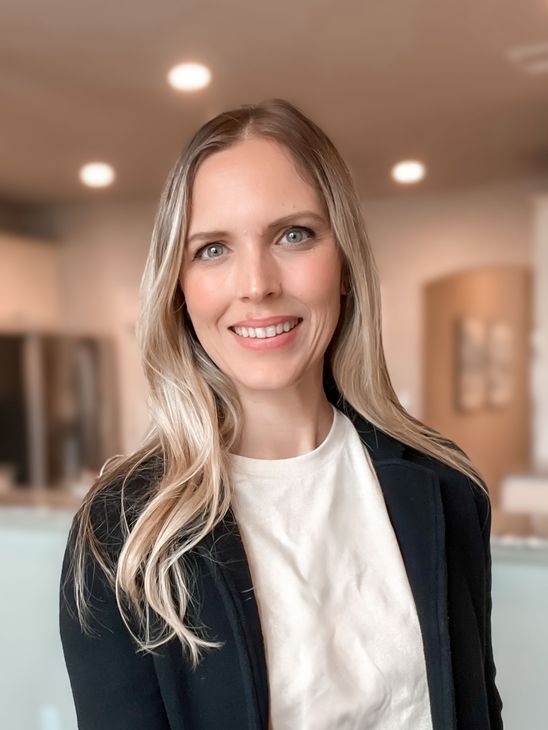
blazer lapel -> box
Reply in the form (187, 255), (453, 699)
(153, 517), (269, 730)
(346, 402), (457, 730)
(372, 460), (456, 730)
(202, 511), (270, 730)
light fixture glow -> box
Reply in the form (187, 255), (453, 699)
(167, 62), (211, 91)
(391, 160), (426, 185)
(79, 162), (115, 188)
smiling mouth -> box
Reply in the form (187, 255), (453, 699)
(230, 318), (303, 339)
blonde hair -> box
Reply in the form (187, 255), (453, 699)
(63, 98), (489, 668)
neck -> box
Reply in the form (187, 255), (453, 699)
(231, 373), (334, 460)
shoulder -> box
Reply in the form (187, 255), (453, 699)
(400, 440), (491, 537)
(61, 456), (161, 607)
(71, 455), (164, 559)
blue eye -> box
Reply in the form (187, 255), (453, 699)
(282, 226), (315, 245)
(193, 242), (226, 261)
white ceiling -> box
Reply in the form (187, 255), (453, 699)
(1, 0), (548, 204)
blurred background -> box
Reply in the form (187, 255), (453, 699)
(1, 1), (547, 727)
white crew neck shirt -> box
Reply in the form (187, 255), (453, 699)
(228, 403), (433, 730)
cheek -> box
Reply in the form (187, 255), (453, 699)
(180, 271), (223, 324)
(294, 249), (341, 303)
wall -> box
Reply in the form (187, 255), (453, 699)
(423, 267), (532, 533)
(54, 200), (157, 456)
(0, 233), (62, 330)
(363, 178), (538, 419)
(532, 196), (548, 471)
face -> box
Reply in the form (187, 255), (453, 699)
(178, 136), (344, 395)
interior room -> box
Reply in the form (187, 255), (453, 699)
(1, 1), (547, 728)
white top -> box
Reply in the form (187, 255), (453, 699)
(228, 403), (433, 730)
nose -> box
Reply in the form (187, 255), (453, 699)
(236, 245), (282, 302)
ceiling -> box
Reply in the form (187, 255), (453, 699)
(1, 0), (548, 206)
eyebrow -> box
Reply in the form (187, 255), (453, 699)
(186, 210), (328, 247)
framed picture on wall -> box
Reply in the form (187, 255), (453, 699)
(485, 320), (514, 407)
(455, 317), (487, 412)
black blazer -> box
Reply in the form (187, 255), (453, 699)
(59, 395), (504, 730)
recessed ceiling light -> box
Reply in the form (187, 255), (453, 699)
(79, 162), (115, 188)
(391, 160), (426, 184)
(167, 62), (211, 91)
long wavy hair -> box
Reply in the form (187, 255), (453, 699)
(64, 98), (490, 668)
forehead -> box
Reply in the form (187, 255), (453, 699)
(188, 137), (324, 227)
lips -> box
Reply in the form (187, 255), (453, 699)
(229, 315), (302, 329)
(229, 317), (303, 349)
(229, 317), (302, 332)
(231, 318), (301, 338)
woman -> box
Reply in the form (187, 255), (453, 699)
(59, 98), (503, 730)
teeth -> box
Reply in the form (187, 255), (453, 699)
(233, 318), (300, 339)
